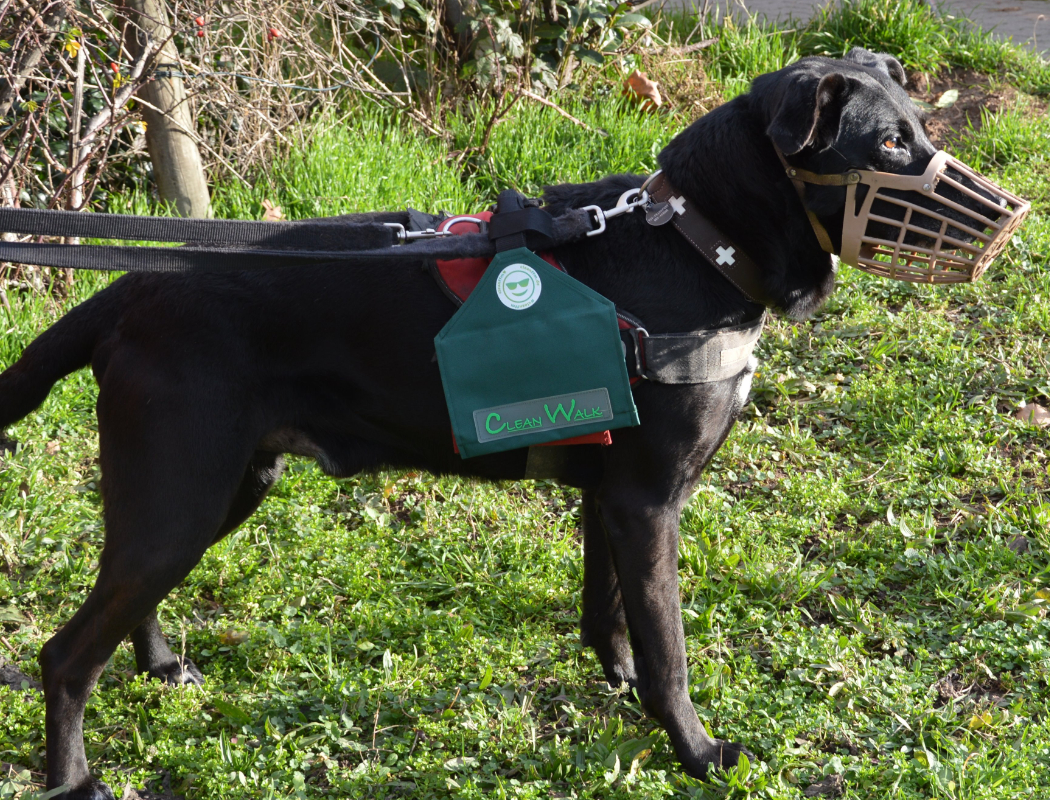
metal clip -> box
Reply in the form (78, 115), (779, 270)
(383, 222), (454, 244)
(604, 188), (646, 220)
(584, 188), (649, 238)
(383, 222), (407, 243)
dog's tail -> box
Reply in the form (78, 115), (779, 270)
(0, 284), (121, 431)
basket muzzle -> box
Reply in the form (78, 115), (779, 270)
(781, 149), (1030, 284)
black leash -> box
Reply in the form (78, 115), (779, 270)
(0, 190), (768, 388)
(0, 204), (595, 274)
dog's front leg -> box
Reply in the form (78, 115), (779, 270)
(595, 484), (747, 778)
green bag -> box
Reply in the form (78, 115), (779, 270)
(435, 247), (639, 459)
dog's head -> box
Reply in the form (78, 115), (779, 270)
(756, 48), (1008, 267)
(657, 49), (1021, 318)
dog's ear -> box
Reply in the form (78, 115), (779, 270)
(765, 72), (848, 156)
(843, 46), (907, 87)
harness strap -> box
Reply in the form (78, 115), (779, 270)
(624, 313), (765, 384)
(646, 173), (775, 308)
(489, 191), (556, 252)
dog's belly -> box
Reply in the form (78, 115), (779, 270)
(258, 428), (340, 472)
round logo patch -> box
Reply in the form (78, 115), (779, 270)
(496, 264), (542, 310)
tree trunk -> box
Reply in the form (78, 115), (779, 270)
(121, 0), (211, 217)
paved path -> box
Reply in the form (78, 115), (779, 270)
(667, 0), (1050, 54)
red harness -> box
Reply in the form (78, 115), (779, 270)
(434, 212), (617, 450)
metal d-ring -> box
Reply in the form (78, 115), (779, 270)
(639, 169), (662, 194)
(438, 215), (486, 233)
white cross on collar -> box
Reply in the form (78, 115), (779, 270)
(715, 246), (736, 266)
(669, 195), (687, 215)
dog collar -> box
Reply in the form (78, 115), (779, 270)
(643, 171), (775, 308)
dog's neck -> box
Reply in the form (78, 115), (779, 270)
(657, 96), (836, 320)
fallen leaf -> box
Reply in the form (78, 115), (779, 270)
(1016, 403), (1050, 427)
(0, 605), (26, 624)
(804, 773), (844, 797)
(443, 756), (477, 770)
(45, 440), (60, 455)
(0, 662), (41, 692)
(624, 70), (662, 110)
(218, 628), (249, 645)
(934, 89), (959, 109)
(261, 199), (284, 222)
(1008, 534), (1030, 554)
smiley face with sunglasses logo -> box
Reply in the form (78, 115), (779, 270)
(496, 264), (542, 310)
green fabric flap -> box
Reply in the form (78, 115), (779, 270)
(435, 247), (639, 459)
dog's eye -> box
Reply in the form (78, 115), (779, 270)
(883, 136), (902, 150)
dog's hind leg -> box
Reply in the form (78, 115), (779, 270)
(579, 489), (637, 690)
(128, 452), (285, 686)
(40, 381), (259, 800)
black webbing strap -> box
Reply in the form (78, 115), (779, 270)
(0, 207), (403, 246)
(0, 206), (596, 273)
(621, 312), (765, 384)
(0, 237), (507, 274)
(489, 190), (556, 252)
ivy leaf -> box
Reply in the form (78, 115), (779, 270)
(575, 47), (604, 66)
(618, 13), (652, 28)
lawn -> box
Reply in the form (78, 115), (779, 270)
(2, 1), (1050, 798)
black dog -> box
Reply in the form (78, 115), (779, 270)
(1, 49), (968, 798)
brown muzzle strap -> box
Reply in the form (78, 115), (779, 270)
(647, 173), (775, 307)
(772, 143), (841, 255)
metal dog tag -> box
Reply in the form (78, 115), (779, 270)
(646, 201), (674, 226)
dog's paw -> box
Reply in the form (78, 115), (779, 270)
(603, 662), (638, 693)
(56, 777), (115, 800)
(148, 656), (203, 687)
(686, 740), (755, 779)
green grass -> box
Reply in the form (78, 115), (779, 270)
(3, 3), (1050, 799)
(675, 0), (1050, 100)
